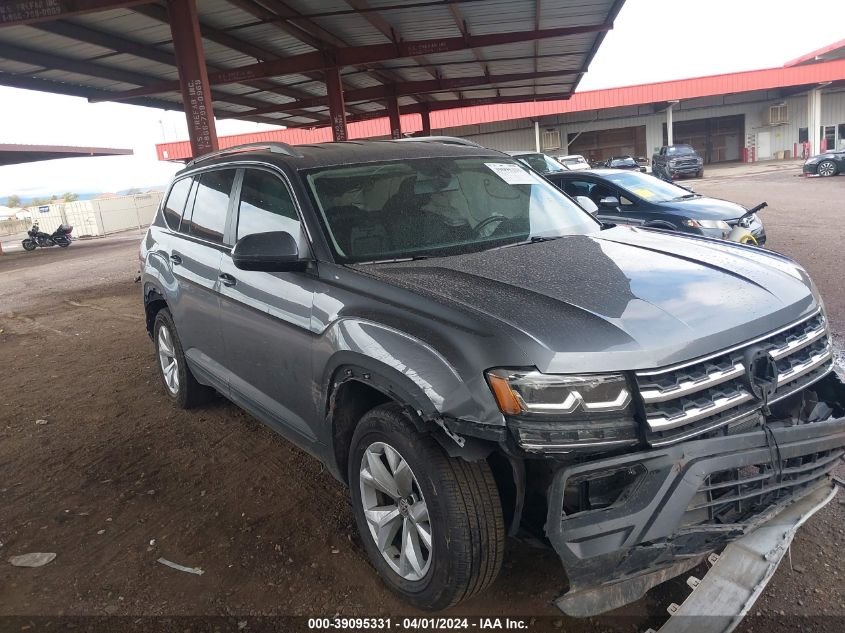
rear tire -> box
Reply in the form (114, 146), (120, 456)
(818, 160), (838, 177)
(349, 403), (505, 610)
(153, 308), (214, 409)
(22, 239), (36, 251)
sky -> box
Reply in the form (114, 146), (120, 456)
(1, 0), (844, 200)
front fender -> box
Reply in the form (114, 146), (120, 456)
(319, 318), (504, 427)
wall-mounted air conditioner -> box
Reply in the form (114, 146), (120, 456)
(764, 104), (788, 125)
(542, 129), (561, 150)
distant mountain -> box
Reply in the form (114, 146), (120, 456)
(16, 184), (166, 205)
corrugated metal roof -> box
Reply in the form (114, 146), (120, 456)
(0, 0), (622, 125)
(155, 58), (845, 161)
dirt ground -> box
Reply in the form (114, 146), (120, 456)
(1, 167), (844, 632)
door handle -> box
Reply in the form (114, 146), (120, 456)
(169, 253), (182, 265)
(218, 273), (237, 287)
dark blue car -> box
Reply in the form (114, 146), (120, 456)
(546, 169), (766, 245)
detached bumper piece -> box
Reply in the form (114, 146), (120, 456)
(653, 483), (835, 633)
(547, 415), (845, 617)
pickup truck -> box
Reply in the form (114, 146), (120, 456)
(652, 144), (704, 179)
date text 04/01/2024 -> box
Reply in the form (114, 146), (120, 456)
(307, 617), (530, 630)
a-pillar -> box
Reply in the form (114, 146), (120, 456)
(386, 94), (402, 139)
(326, 66), (348, 142)
(168, 0), (218, 157)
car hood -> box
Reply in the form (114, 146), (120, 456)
(657, 195), (749, 220)
(355, 227), (817, 373)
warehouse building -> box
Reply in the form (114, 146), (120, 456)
(157, 39), (845, 166)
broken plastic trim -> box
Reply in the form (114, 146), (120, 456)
(649, 482), (836, 633)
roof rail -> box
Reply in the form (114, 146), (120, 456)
(395, 136), (484, 149)
(185, 141), (302, 167)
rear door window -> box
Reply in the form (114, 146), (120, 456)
(182, 169), (236, 244)
(237, 169), (301, 240)
(162, 177), (193, 230)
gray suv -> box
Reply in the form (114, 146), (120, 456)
(141, 138), (845, 617)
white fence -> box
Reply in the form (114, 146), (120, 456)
(2, 192), (163, 238)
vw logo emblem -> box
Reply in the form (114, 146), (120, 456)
(742, 346), (779, 402)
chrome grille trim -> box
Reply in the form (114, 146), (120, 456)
(645, 345), (832, 431)
(770, 320), (827, 360)
(640, 362), (744, 404)
(636, 310), (832, 443)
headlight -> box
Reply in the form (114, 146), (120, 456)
(486, 369), (631, 415)
(738, 213), (757, 228)
(805, 157), (821, 164)
(683, 219), (731, 230)
(486, 369), (638, 452)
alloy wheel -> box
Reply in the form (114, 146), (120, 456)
(359, 441), (433, 581)
(157, 325), (180, 395)
(818, 161), (836, 177)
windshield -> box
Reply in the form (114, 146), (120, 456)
(610, 157), (637, 167)
(601, 170), (698, 203)
(515, 153), (567, 174)
(666, 145), (695, 156)
(305, 157), (599, 263)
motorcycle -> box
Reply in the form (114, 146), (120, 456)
(22, 222), (73, 251)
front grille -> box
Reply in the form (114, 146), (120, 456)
(681, 448), (843, 528)
(636, 311), (833, 446)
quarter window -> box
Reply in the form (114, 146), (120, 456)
(237, 169), (300, 239)
(184, 169), (236, 244)
(162, 177), (192, 230)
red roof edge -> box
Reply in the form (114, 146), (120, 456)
(784, 39), (845, 67)
(157, 58), (845, 162)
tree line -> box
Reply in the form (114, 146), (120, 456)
(5, 193), (79, 208)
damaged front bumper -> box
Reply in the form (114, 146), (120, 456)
(546, 414), (845, 617)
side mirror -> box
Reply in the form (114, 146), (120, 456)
(575, 196), (599, 215)
(231, 231), (308, 272)
(598, 196), (620, 209)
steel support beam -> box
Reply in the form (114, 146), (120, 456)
(229, 70), (573, 118)
(98, 22), (612, 102)
(168, 0), (218, 156)
(325, 67), (348, 142)
(0, 0), (148, 27)
(419, 107), (431, 136)
(386, 94), (401, 139)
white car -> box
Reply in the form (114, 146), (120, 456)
(555, 154), (591, 170)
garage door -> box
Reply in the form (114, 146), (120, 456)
(567, 125), (647, 163)
(663, 114), (744, 163)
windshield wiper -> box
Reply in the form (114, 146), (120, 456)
(498, 235), (563, 249)
(670, 193), (699, 201)
(357, 255), (431, 265)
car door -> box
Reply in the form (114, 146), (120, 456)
(217, 166), (319, 444)
(170, 167), (237, 391)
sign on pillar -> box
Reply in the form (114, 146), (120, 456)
(168, 0), (219, 157)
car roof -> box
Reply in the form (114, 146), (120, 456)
(175, 138), (508, 176)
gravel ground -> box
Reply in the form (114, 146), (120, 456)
(0, 166), (843, 632)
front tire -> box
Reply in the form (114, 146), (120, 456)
(349, 403), (505, 610)
(22, 239), (36, 251)
(153, 308), (214, 408)
(818, 160), (838, 177)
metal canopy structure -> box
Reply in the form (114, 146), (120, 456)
(0, 0), (624, 157)
(0, 143), (133, 166)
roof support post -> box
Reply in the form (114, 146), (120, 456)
(386, 94), (402, 139)
(666, 100), (678, 146)
(325, 66), (348, 142)
(168, 0), (218, 157)
(420, 107), (431, 136)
